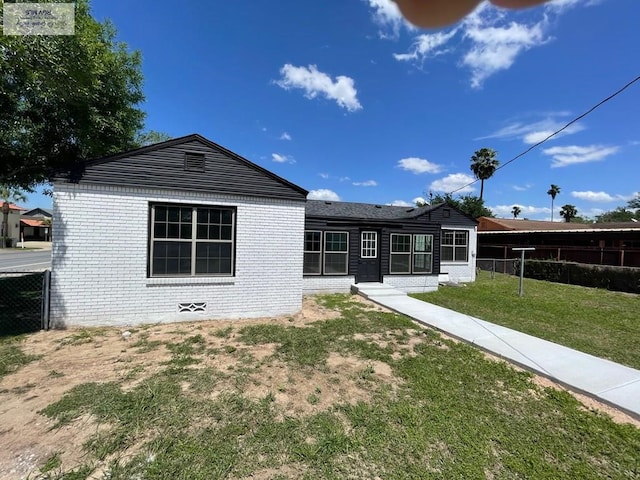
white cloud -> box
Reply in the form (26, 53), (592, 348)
(542, 145), (619, 167)
(280, 132), (292, 141)
(462, 13), (548, 89)
(490, 204), (551, 218)
(397, 157), (443, 174)
(512, 184), (532, 191)
(389, 200), (413, 207)
(276, 64), (362, 112)
(366, 0), (414, 38)
(570, 191), (630, 203)
(478, 115), (585, 144)
(393, 30), (458, 62)
(386, 1), (597, 87)
(429, 173), (475, 193)
(319, 173), (329, 179)
(353, 180), (378, 187)
(339, 176), (351, 182)
(307, 189), (341, 201)
(271, 153), (295, 164)
(413, 196), (427, 205)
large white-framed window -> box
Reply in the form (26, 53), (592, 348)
(390, 233), (434, 274)
(442, 229), (468, 262)
(149, 204), (235, 277)
(324, 231), (349, 274)
(361, 231), (377, 258)
(303, 230), (349, 275)
(390, 234), (411, 274)
(303, 231), (322, 275)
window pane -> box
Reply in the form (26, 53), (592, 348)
(391, 234), (411, 253)
(197, 225), (208, 239)
(195, 242), (232, 274)
(167, 223), (180, 238)
(413, 253), (432, 273)
(304, 231), (321, 252)
(303, 252), (321, 274)
(442, 246), (454, 262)
(324, 252), (347, 274)
(152, 241), (191, 275)
(180, 208), (192, 222)
(325, 232), (347, 252)
(414, 235), (432, 253)
(455, 231), (468, 245)
(221, 210), (233, 224)
(154, 223), (167, 239)
(390, 254), (410, 273)
(455, 246), (468, 262)
(181, 224), (192, 239)
(155, 206), (167, 221)
(443, 231), (454, 245)
(168, 207), (180, 222)
(221, 225), (232, 240)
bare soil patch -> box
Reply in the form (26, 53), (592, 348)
(0, 295), (636, 479)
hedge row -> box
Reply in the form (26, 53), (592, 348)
(520, 260), (640, 294)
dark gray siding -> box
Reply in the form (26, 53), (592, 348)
(62, 135), (307, 201)
(305, 216), (441, 276)
(422, 204), (477, 228)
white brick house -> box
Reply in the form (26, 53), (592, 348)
(51, 135), (308, 327)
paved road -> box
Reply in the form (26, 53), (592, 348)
(0, 249), (52, 271)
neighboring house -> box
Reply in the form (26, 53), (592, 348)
(303, 200), (478, 294)
(21, 208), (53, 241)
(0, 202), (25, 247)
(51, 134), (308, 327)
(477, 217), (640, 268)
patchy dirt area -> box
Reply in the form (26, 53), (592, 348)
(0, 295), (637, 480)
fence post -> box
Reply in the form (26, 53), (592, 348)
(42, 270), (51, 330)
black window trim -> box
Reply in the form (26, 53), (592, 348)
(303, 230), (350, 276)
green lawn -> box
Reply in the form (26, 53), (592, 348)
(16, 294), (638, 479)
(412, 270), (640, 369)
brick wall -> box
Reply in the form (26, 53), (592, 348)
(440, 225), (477, 283)
(51, 183), (305, 327)
(303, 275), (355, 294)
(383, 275), (439, 293)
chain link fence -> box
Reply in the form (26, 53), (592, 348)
(476, 258), (518, 278)
(0, 271), (50, 336)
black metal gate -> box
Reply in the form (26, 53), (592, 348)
(0, 270), (50, 336)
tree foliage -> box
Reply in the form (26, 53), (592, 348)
(559, 204), (578, 223)
(511, 205), (521, 219)
(469, 148), (499, 201)
(424, 193), (494, 219)
(547, 184), (560, 221)
(595, 207), (636, 223)
(0, 0), (145, 188)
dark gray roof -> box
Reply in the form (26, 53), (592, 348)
(305, 200), (440, 220)
(21, 207), (53, 217)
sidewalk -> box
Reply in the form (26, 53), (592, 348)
(353, 282), (640, 420)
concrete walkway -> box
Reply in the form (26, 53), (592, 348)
(353, 282), (640, 420)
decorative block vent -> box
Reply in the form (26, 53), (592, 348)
(184, 152), (205, 172)
(178, 302), (207, 313)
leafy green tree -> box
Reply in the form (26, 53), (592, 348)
(547, 184), (561, 221)
(511, 205), (522, 219)
(470, 148), (499, 201)
(559, 204), (578, 223)
(426, 193), (493, 219)
(627, 194), (640, 211)
(134, 131), (173, 147)
(596, 207), (636, 223)
(1, 185), (27, 248)
(0, 0), (145, 189)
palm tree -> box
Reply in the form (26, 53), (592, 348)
(511, 205), (522, 219)
(1, 185), (27, 248)
(547, 184), (560, 221)
(559, 204), (577, 223)
(470, 148), (499, 201)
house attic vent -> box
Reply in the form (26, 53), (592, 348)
(184, 152), (205, 172)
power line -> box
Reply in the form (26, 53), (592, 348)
(448, 74), (640, 196)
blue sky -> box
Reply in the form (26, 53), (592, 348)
(28, 0), (640, 220)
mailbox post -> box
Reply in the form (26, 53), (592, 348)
(512, 247), (535, 297)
